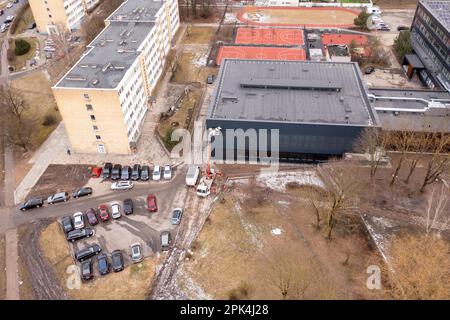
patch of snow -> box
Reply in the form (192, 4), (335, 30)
(372, 216), (395, 228)
(271, 228), (282, 236)
(277, 200), (290, 206)
(224, 13), (237, 23)
(256, 171), (325, 192)
(192, 53), (208, 67)
(234, 201), (263, 250)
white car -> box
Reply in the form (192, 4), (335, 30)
(44, 46), (56, 52)
(111, 202), (121, 219)
(163, 165), (172, 180)
(6, 3), (13, 9)
(111, 180), (133, 191)
(152, 166), (161, 181)
(130, 242), (143, 263)
(73, 212), (84, 229)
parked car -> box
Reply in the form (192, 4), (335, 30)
(152, 166), (161, 181)
(4, 15), (14, 23)
(146, 194), (158, 212)
(101, 162), (112, 179)
(75, 244), (101, 262)
(0, 10), (4, 16)
(6, 3), (13, 9)
(161, 231), (171, 251)
(97, 253), (110, 275)
(111, 164), (122, 180)
(97, 204), (110, 222)
(44, 39), (55, 46)
(140, 165), (150, 181)
(20, 197), (44, 211)
(130, 243), (143, 263)
(121, 166), (131, 180)
(0, 24), (8, 33)
(85, 208), (99, 226)
(91, 167), (102, 178)
(207, 74), (215, 84)
(81, 260), (93, 281)
(364, 66), (375, 74)
(111, 202), (121, 219)
(185, 165), (200, 186)
(110, 180), (133, 191)
(111, 250), (124, 272)
(73, 212), (85, 229)
(397, 25), (410, 31)
(171, 208), (183, 225)
(73, 187), (92, 198)
(47, 192), (69, 204)
(61, 216), (74, 234)
(43, 46), (56, 52)
(123, 198), (134, 215)
(163, 165), (172, 180)
(131, 164), (141, 180)
(67, 228), (94, 242)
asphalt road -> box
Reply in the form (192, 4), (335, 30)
(0, 0), (27, 28)
(0, 168), (187, 234)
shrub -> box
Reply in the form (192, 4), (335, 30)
(42, 113), (57, 127)
(354, 11), (371, 30)
(14, 39), (31, 56)
(227, 283), (250, 300)
(394, 30), (413, 61)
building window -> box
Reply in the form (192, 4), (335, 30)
(90, 115), (96, 121)
(83, 93), (90, 100)
(93, 125), (98, 131)
(97, 144), (106, 154)
(95, 135), (101, 140)
(86, 104), (93, 111)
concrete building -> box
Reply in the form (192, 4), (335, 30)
(206, 59), (380, 162)
(52, 0), (180, 154)
(406, 0), (450, 91)
(29, 0), (101, 34)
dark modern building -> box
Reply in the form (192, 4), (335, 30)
(206, 59), (380, 162)
(406, 0), (450, 91)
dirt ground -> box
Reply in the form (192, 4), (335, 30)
(172, 52), (218, 84)
(374, 0), (419, 9)
(183, 27), (215, 45)
(238, 7), (359, 26)
(177, 171), (385, 300)
(39, 221), (160, 300)
(26, 164), (92, 199)
(0, 235), (5, 300)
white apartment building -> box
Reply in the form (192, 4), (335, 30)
(52, 0), (180, 154)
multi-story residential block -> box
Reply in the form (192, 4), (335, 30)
(406, 0), (450, 91)
(29, 0), (101, 34)
(52, 0), (180, 155)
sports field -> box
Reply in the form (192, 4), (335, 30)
(322, 34), (368, 46)
(235, 27), (304, 46)
(217, 46), (306, 65)
(237, 6), (360, 28)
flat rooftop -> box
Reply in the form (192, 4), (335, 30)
(208, 59), (379, 126)
(420, 0), (450, 30)
(55, 0), (165, 89)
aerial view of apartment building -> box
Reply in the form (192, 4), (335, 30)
(52, 0), (180, 154)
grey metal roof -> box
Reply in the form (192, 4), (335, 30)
(404, 54), (425, 69)
(208, 59), (379, 127)
(54, 0), (164, 89)
(420, 0), (450, 30)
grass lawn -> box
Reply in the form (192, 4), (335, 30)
(8, 37), (38, 72)
(13, 6), (35, 35)
(11, 71), (61, 147)
(39, 222), (160, 300)
(183, 27), (215, 44)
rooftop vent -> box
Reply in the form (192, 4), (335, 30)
(66, 75), (87, 81)
(91, 78), (100, 86)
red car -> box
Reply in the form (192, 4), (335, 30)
(147, 194), (158, 212)
(97, 204), (110, 222)
(85, 208), (98, 226)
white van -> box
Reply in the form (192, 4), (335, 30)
(367, 6), (382, 15)
(185, 165), (199, 186)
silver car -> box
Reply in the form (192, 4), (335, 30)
(47, 192), (69, 204)
(111, 202), (121, 219)
(130, 243), (143, 263)
(171, 208), (183, 225)
(73, 212), (85, 229)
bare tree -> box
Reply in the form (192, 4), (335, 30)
(419, 134), (449, 193)
(318, 161), (361, 240)
(0, 85), (37, 151)
(386, 234), (450, 300)
(389, 130), (416, 186)
(416, 184), (450, 236)
(353, 128), (390, 181)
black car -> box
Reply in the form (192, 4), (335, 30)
(19, 197), (44, 211)
(397, 25), (409, 31)
(123, 198), (134, 215)
(121, 166), (131, 180)
(207, 74), (215, 84)
(102, 162), (113, 179)
(364, 66), (375, 74)
(73, 187), (93, 198)
(67, 228), (94, 242)
(0, 9), (4, 16)
(81, 260), (93, 281)
(75, 244), (101, 262)
(97, 253), (110, 275)
(111, 164), (122, 180)
(140, 165), (150, 181)
(111, 250), (124, 272)
(61, 216), (74, 234)
(131, 164), (141, 180)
